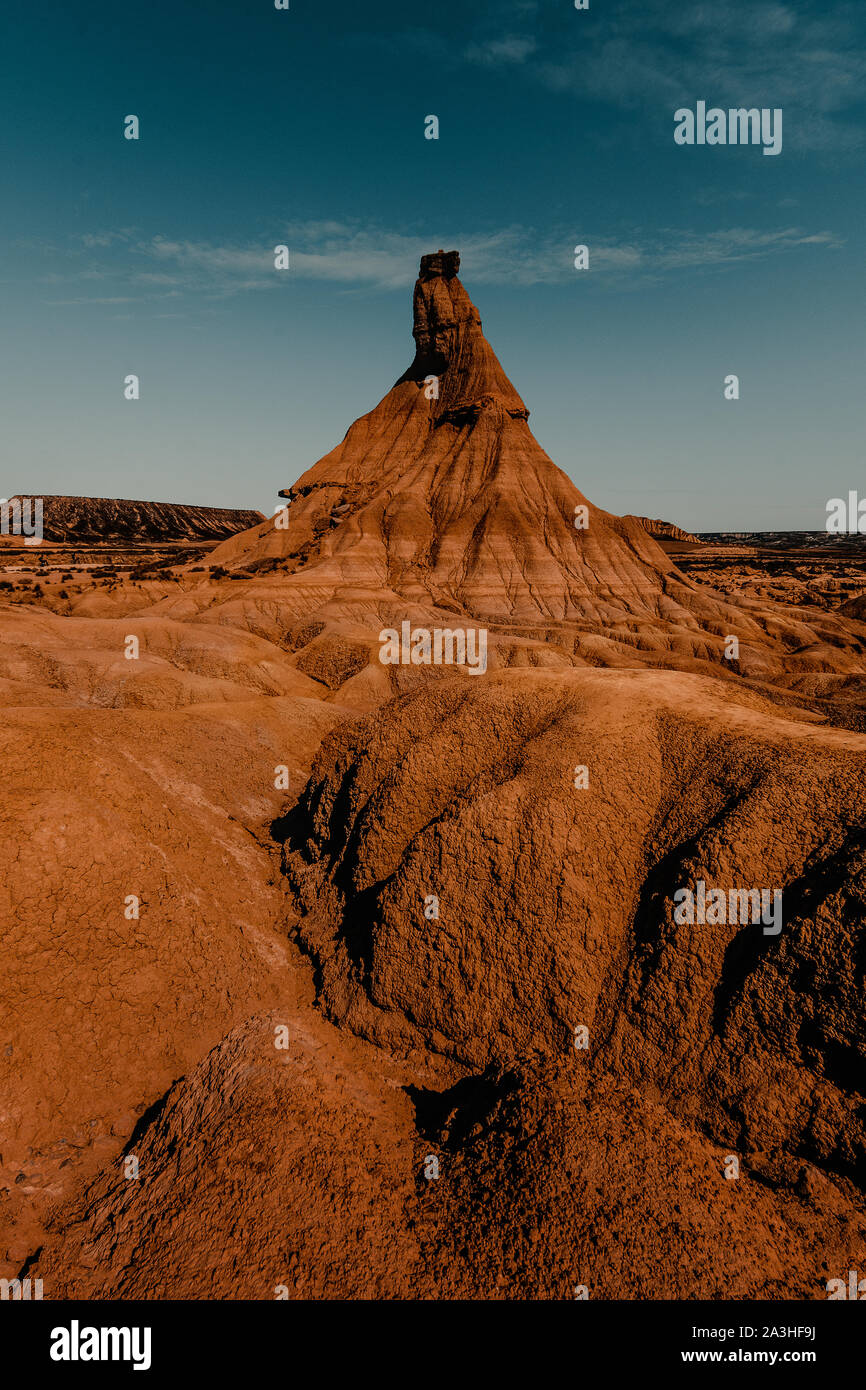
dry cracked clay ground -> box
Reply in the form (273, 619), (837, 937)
(2, 252), (864, 1301)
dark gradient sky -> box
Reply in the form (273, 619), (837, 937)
(2, 0), (865, 529)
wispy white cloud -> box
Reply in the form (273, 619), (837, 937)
(40, 219), (842, 307)
(80, 229), (137, 249)
(129, 221), (841, 292)
(650, 225), (842, 272)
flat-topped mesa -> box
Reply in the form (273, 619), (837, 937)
(404, 249), (528, 423)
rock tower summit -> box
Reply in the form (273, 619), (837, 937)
(408, 249), (528, 422)
(418, 248), (461, 280)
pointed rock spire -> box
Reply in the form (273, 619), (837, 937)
(402, 250), (528, 422)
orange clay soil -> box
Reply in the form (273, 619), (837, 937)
(3, 252), (864, 1299)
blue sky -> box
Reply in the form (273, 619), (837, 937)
(2, 0), (865, 529)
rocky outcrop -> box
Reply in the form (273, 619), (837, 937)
(630, 515), (703, 544)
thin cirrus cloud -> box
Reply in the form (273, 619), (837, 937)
(42, 221), (842, 305)
(131, 223), (842, 292)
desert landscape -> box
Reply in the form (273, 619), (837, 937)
(1, 251), (864, 1301)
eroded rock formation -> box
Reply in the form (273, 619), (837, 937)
(2, 254), (864, 1300)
